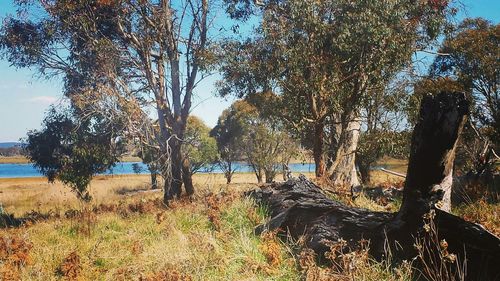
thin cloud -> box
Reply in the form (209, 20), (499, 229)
(26, 96), (58, 104)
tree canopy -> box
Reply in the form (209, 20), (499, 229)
(217, 0), (455, 186)
(24, 106), (122, 201)
(0, 0), (217, 203)
(183, 116), (218, 175)
(431, 18), (499, 150)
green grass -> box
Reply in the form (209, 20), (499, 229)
(1, 177), (497, 280)
(2, 195), (299, 280)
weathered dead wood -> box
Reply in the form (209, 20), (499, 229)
(249, 92), (500, 280)
(250, 176), (500, 280)
(399, 92), (468, 213)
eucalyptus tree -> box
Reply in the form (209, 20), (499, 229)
(355, 80), (412, 184)
(210, 102), (248, 184)
(212, 100), (297, 183)
(25, 106), (122, 202)
(183, 116), (218, 176)
(0, 0), (217, 203)
(430, 18), (499, 172)
(218, 0), (454, 188)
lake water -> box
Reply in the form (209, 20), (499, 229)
(0, 162), (316, 178)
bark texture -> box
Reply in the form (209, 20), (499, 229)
(249, 92), (500, 280)
(182, 157), (195, 196)
(399, 93), (468, 213)
(327, 112), (361, 188)
(150, 171), (158, 189)
(313, 121), (326, 178)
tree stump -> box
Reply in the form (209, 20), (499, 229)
(249, 92), (500, 280)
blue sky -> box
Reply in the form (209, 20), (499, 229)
(0, 0), (499, 142)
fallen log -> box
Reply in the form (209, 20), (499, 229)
(249, 92), (500, 280)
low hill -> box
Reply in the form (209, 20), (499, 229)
(0, 142), (21, 148)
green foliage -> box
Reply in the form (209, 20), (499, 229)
(356, 131), (411, 184)
(431, 18), (499, 150)
(210, 101), (250, 183)
(135, 138), (161, 189)
(218, 0), (454, 179)
(24, 107), (120, 201)
(219, 0), (453, 120)
(356, 78), (414, 184)
(183, 116), (219, 174)
(213, 100), (299, 183)
(407, 78), (466, 127)
(0, 0), (122, 96)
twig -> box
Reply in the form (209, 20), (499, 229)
(380, 168), (406, 178)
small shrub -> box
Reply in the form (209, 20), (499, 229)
(0, 234), (32, 279)
(259, 231), (282, 267)
(56, 251), (81, 280)
(205, 194), (221, 230)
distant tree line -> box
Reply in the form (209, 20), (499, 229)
(0, 146), (23, 157)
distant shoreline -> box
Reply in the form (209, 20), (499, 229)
(0, 155), (314, 165)
(0, 155), (144, 164)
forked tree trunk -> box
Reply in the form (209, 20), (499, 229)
(225, 166), (233, 184)
(249, 92), (500, 280)
(163, 116), (195, 203)
(256, 168), (263, 183)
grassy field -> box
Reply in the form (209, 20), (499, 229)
(0, 169), (497, 280)
(0, 156), (28, 164)
(0, 173), (266, 216)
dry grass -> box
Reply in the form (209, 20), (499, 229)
(375, 157), (408, 173)
(1, 190), (300, 280)
(0, 166), (498, 280)
(453, 200), (499, 236)
(0, 157), (28, 164)
(0, 173), (275, 216)
(370, 157), (408, 185)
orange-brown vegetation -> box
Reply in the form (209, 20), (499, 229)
(0, 234), (32, 280)
(56, 251), (81, 280)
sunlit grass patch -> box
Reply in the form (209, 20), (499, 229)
(453, 200), (499, 236)
(0, 194), (300, 280)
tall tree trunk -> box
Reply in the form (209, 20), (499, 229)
(371, 91), (470, 260)
(328, 113), (361, 188)
(164, 139), (183, 202)
(182, 157), (195, 196)
(313, 121), (326, 178)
